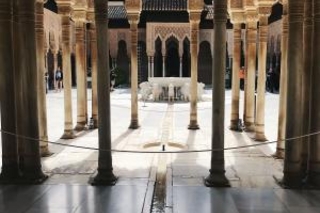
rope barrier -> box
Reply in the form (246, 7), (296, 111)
(1, 129), (320, 154)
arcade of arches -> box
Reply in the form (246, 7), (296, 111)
(0, 0), (320, 189)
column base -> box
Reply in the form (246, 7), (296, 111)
(129, 119), (140, 129)
(20, 171), (48, 184)
(272, 148), (285, 159)
(0, 166), (21, 183)
(204, 172), (230, 187)
(307, 172), (320, 189)
(75, 122), (86, 131)
(280, 172), (304, 188)
(89, 170), (118, 186)
(61, 130), (75, 139)
(188, 121), (200, 130)
(254, 132), (267, 141)
(40, 146), (53, 157)
(230, 119), (243, 132)
(244, 122), (255, 132)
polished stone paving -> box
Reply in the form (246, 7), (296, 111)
(0, 88), (319, 213)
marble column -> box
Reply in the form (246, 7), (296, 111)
(35, 0), (50, 156)
(309, 0), (320, 188)
(301, 0), (313, 172)
(148, 56), (151, 78)
(0, 0), (20, 180)
(75, 20), (87, 131)
(244, 16), (257, 132)
(90, 23), (98, 128)
(283, 0), (304, 188)
(17, 0), (47, 182)
(128, 14), (140, 129)
(205, 0), (229, 187)
(53, 51), (58, 90)
(58, 5), (75, 139)
(151, 56), (154, 77)
(255, 11), (270, 141)
(188, 14), (200, 130)
(230, 22), (242, 131)
(162, 55), (166, 77)
(179, 57), (183, 77)
(275, 1), (288, 159)
(90, 0), (117, 185)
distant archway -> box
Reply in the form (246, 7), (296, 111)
(198, 41), (212, 84)
(154, 37), (163, 77)
(182, 38), (190, 77)
(117, 40), (130, 85)
(165, 36), (179, 77)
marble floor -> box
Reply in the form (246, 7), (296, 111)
(0, 88), (319, 213)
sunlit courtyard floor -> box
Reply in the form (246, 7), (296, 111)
(1, 88), (320, 213)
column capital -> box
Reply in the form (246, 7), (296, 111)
(73, 9), (87, 24)
(125, 0), (142, 14)
(86, 10), (95, 23)
(230, 11), (245, 24)
(127, 13), (140, 26)
(56, 1), (74, 16)
(188, 0), (203, 12)
(189, 12), (202, 24)
(245, 11), (258, 24)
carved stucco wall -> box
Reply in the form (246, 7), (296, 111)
(268, 19), (282, 54)
(44, 9), (61, 54)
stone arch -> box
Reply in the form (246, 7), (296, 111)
(165, 36), (180, 77)
(198, 41), (212, 84)
(116, 40), (130, 85)
(154, 37), (163, 77)
(182, 37), (191, 77)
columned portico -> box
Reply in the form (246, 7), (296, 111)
(126, 0), (141, 129)
(275, 0), (288, 159)
(283, 0), (305, 188)
(35, 0), (50, 156)
(255, 4), (272, 141)
(57, 1), (75, 139)
(74, 7), (88, 131)
(205, 0), (229, 187)
(90, 0), (117, 185)
(244, 10), (257, 132)
(188, 0), (202, 130)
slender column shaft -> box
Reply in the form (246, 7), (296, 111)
(35, 1), (50, 156)
(0, 0), (20, 180)
(205, 0), (229, 187)
(90, 23), (98, 128)
(91, 0), (116, 185)
(53, 52), (58, 90)
(230, 23), (241, 130)
(244, 21), (257, 132)
(309, 0), (320, 187)
(60, 11), (75, 139)
(148, 56), (151, 78)
(18, 0), (46, 181)
(283, 0), (304, 188)
(162, 56), (166, 77)
(255, 15), (269, 141)
(188, 17), (200, 130)
(128, 16), (140, 129)
(275, 2), (288, 159)
(151, 56), (154, 77)
(75, 21), (87, 131)
(179, 57), (183, 77)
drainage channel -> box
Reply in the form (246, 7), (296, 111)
(151, 104), (174, 213)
